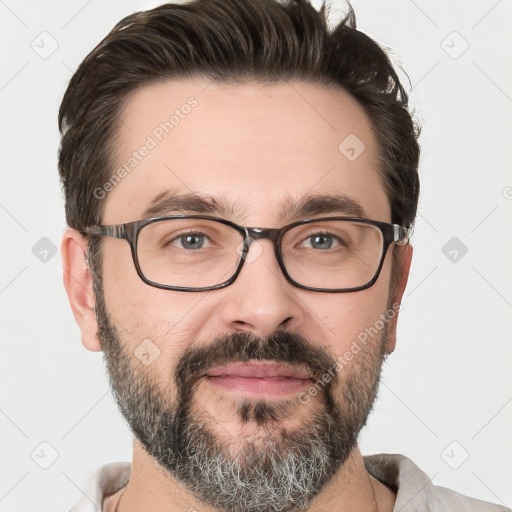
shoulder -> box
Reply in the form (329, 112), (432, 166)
(68, 462), (131, 512)
(363, 453), (510, 512)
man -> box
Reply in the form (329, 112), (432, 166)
(58, 0), (508, 511)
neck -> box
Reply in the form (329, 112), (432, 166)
(116, 441), (396, 512)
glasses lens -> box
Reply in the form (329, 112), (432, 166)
(137, 218), (244, 289)
(281, 220), (384, 290)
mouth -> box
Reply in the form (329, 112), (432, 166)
(204, 361), (314, 398)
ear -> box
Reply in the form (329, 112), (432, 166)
(384, 244), (413, 355)
(61, 228), (101, 352)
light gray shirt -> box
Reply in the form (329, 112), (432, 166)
(68, 453), (510, 511)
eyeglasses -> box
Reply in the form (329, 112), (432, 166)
(84, 215), (412, 293)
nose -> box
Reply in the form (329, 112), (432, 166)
(219, 238), (304, 338)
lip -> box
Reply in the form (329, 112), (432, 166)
(205, 361), (312, 379)
(204, 361), (314, 398)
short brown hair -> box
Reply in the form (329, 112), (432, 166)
(58, 0), (420, 293)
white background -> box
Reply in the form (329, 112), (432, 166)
(0, 0), (511, 510)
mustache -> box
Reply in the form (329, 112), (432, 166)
(174, 330), (338, 400)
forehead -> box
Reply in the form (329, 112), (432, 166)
(103, 78), (390, 224)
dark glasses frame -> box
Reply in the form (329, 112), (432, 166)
(85, 215), (412, 293)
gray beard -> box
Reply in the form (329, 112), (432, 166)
(94, 282), (386, 512)
(161, 405), (348, 512)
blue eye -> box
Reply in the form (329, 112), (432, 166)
(172, 233), (207, 250)
(303, 234), (340, 250)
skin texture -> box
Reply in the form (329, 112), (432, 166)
(62, 78), (412, 512)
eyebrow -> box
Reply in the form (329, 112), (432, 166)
(142, 191), (241, 219)
(141, 191), (366, 222)
(280, 194), (365, 219)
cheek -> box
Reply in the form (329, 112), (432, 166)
(100, 240), (202, 349)
(305, 267), (392, 357)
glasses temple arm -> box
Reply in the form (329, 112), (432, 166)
(84, 224), (126, 239)
(393, 224), (414, 245)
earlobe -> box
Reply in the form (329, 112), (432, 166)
(384, 244), (413, 354)
(61, 228), (102, 352)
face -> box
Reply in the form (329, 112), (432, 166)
(76, 79), (410, 511)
